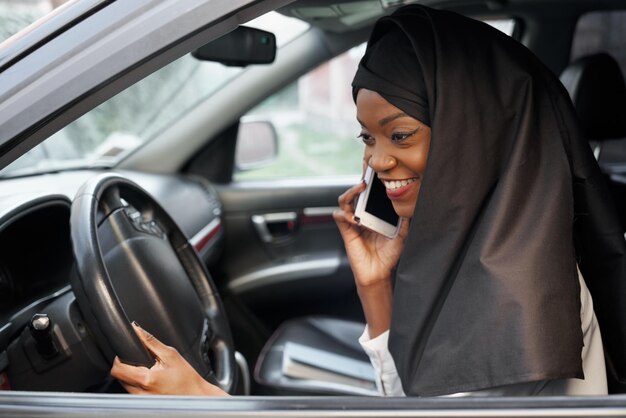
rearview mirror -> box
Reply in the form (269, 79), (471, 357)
(192, 26), (276, 67)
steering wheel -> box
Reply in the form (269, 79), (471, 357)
(70, 173), (236, 393)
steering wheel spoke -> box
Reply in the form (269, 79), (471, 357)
(99, 185), (124, 217)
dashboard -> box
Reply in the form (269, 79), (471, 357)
(0, 198), (72, 320)
(0, 169), (224, 391)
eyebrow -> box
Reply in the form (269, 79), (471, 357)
(379, 112), (411, 127)
(356, 112), (413, 128)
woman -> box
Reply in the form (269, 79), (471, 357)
(112, 5), (626, 396)
(334, 5), (612, 396)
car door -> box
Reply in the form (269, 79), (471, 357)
(209, 47), (368, 350)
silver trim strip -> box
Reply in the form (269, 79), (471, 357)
(203, 408), (626, 417)
(253, 212), (297, 223)
(189, 217), (221, 250)
(228, 257), (341, 294)
(0, 402), (623, 418)
(234, 351), (250, 396)
(303, 206), (338, 217)
(0, 392), (624, 417)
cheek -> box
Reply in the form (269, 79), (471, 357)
(410, 143), (430, 174)
(407, 156), (427, 175)
(420, 136), (431, 172)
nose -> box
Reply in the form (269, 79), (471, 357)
(367, 144), (397, 172)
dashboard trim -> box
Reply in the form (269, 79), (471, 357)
(228, 255), (341, 294)
(190, 217), (222, 253)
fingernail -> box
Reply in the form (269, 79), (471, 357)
(131, 321), (141, 328)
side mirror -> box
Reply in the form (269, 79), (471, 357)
(235, 120), (278, 171)
(192, 26), (276, 67)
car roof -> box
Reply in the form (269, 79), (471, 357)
(277, 0), (626, 33)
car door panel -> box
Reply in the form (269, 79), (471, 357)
(216, 179), (363, 332)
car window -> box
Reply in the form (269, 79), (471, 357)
(0, 54), (244, 177)
(571, 10), (626, 74)
(234, 18), (515, 181)
(0, 11), (309, 178)
(234, 44), (366, 181)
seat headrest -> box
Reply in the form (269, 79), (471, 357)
(560, 53), (626, 141)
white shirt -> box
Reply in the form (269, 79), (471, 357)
(359, 272), (607, 396)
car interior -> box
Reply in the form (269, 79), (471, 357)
(1, 0), (626, 400)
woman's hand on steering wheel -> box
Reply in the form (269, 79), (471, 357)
(110, 323), (229, 396)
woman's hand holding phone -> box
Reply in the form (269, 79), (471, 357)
(334, 179), (409, 337)
(335, 181), (408, 286)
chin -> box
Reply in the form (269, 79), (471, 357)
(392, 203), (415, 219)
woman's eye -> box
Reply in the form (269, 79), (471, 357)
(357, 133), (374, 145)
(391, 129), (418, 143)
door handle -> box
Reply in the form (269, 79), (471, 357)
(251, 212), (297, 243)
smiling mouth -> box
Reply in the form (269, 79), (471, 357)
(382, 178), (417, 190)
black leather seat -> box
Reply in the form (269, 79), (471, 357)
(560, 53), (626, 232)
(560, 52), (626, 161)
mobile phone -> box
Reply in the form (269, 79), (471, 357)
(353, 166), (402, 239)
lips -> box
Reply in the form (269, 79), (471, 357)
(382, 177), (418, 199)
(382, 178), (417, 190)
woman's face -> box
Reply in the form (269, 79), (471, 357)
(356, 89), (431, 219)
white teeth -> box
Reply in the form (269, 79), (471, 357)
(383, 178), (416, 190)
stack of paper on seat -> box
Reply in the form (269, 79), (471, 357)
(281, 342), (377, 391)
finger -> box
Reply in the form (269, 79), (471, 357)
(131, 322), (171, 360)
(111, 356), (150, 388)
(333, 209), (366, 244)
(120, 381), (149, 395)
(337, 181), (366, 210)
(333, 210), (359, 234)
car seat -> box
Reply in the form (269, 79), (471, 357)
(559, 52), (626, 162)
(560, 52), (626, 233)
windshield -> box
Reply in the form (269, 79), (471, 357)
(0, 10), (309, 178)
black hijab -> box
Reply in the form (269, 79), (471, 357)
(353, 5), (626, 396)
